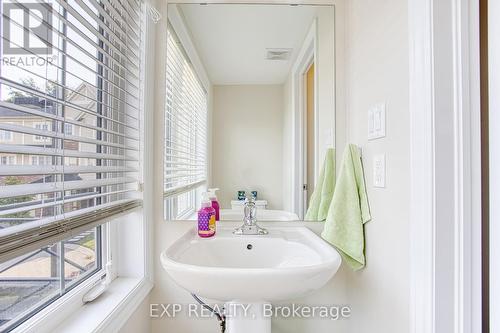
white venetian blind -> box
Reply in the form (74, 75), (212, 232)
(0, 0), (144, 261)
(164, 24), (207, 198)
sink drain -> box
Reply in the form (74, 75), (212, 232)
(246, 244), (253, 250)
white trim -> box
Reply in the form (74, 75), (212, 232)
(94, 278), (153, 333)
(409, 0), (481, 332)
(292, 20), (318, 219)
(475, 2), (500, 330)
(153, 0), (167, 227)
(451, 1), (482, 332)
(489, 0), (500, 329)
(408, 3), (436, 332)
(142, 0), (157, 283)
(46, 277), (153, 333)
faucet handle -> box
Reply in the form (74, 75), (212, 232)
(244, 197), (257, 222)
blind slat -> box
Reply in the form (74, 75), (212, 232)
(0, 189), (134, 216)
(0, 165), (137, 176)
(0, 177), (137, 199)
(0, 144), (139, 161)
(0, 123), (139, 151)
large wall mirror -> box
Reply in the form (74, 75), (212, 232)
(163, 3), (335, 222)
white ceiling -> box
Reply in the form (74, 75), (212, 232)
(178, 4), (324, 85)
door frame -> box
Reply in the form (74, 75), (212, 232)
(292, 19), (319, 219)
(408, 0), (482, 332)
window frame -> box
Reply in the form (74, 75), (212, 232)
(0, 1), (148, 332)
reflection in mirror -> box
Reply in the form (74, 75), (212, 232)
(163, 4), (335, 222)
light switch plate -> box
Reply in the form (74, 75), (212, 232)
(373, 154), (386, 188)
(368, 104), (386, 140)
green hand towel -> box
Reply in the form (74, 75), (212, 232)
(305, 148), (336, 221)
(321, 144), (371, 270)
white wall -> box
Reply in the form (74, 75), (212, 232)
(489, 0), (499, 330)
(341, 0), (410, 332)
(212, 85), (284, 209)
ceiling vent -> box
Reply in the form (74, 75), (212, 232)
(265, 48), (292, 61)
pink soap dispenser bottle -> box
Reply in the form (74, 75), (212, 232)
(198, 192), (216, 238)
(208, 188), (220, 221)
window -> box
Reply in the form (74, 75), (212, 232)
(0, 129), (12, 141)
(0, 155), (15, 165)
(31, 155), (51, 165)
(0, 228), (101, 329)
(63, 123), (73, 136)
(0, 0), (144, 330)
(33, 122), (50, 142)
(164, 24), (208, 220)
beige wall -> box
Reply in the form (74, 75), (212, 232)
(211, 85), (284, 209)
(341, 0), (410, 332)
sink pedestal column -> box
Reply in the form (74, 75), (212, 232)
(224, 302), (271, 333)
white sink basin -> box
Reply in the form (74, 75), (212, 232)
(161, 226), (341, 302)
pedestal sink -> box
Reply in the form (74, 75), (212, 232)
(160, 226), (341, 333)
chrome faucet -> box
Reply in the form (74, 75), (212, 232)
(233, 197), (268, 235)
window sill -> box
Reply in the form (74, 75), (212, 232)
(15, 277), (153, 333)
(51, 277), (153, 333)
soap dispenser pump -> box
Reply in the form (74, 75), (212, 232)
(208, 188), (220, 221)
(198, 192), (216, 238)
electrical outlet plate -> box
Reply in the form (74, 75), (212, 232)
(368, 103), (386, 140)
(373, 154), (386, 188)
